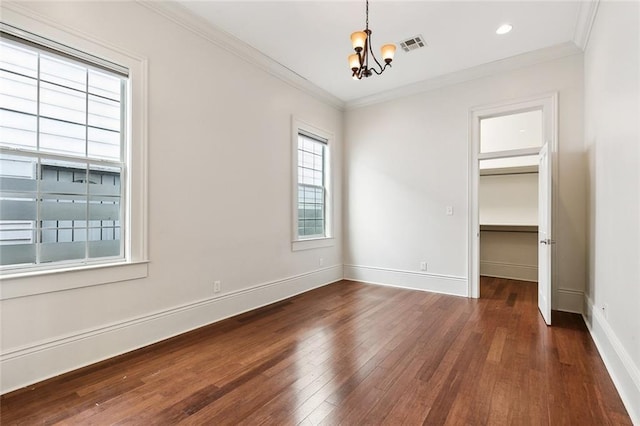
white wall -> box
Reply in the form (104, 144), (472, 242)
(479, 173), (538, 225)
(344, 54), (585, 307)
(0, 1), (343, 393)
(584, 1), (640, 422)
(480, 229), (538, 282)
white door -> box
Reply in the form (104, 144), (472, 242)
(538, 142), (552, 325)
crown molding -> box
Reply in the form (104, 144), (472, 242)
(573, 0), (600, 51)
(345, 41), (582, 110)
(137, 1), (345, 111)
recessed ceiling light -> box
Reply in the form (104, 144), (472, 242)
(496, 24), (513, 35)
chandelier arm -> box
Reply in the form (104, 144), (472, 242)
(369, 63), (391, 76)
(367, 31), (385, 73)
(357, 49), (365, 70)
(363, 32), (370, 72)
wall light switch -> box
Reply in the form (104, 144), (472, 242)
(446, 206), (454, 216)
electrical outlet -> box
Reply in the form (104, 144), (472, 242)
(446, 206), (454, 216)
(420, 261), (427, 271)
(319, 257), (324, 267)
(214, 280), (221, 293)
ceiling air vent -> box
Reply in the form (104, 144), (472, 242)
(399, 35), (426, 52)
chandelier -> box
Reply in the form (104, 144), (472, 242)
(348, 0), (397, 79)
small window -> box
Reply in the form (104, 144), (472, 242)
(480, 109), (543, 153)
(0, 33), (127, 271)
(292, 119), (333, 250)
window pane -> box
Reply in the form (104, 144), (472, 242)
(88, 239), (120, 258)
(40, 55), (86, 92)
(0, 70), (37, 114)
(88, 127), (120, 160)
(0, 42), (37, 78)
(480, 110), (543, 153)
(40, 160), (88, 194)
(0, 238), (36, 266)
(88, 70), (121, 102)
(88, 95), (120, 131)
(0, 109), (37, 149)
(0, 154), (37, 266)
(40, 240), (85, 263)
(0, 154), (37, 221)
(88, 165), (121, 196)
(40, 118), (86, 156)
(40, 81), (86, 124)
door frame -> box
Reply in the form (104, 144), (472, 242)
(468, 93), (558, 299)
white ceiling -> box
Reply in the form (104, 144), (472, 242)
(177, 1), (584, 103)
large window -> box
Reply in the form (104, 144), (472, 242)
(297, 131), (327, 238)
(292, 119), (333, 251)
(0, 33), (127, 271)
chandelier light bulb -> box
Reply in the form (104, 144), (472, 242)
(351, 31), (367, 52)
(381, 44), (396, 63)
(348, 53), (360, 71)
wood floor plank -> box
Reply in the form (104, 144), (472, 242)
(0, 278), (632, 425)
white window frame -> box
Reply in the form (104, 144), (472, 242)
(0, 10), (148, 300)
(291, 117), (334, 251)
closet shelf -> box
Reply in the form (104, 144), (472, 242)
(480, 224), (538, 233)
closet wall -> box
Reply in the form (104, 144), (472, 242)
(479, 171), (538, 282)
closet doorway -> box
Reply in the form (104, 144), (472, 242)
(469, 94), (557, 325)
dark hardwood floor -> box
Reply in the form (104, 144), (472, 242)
(0, 277), (631, 425)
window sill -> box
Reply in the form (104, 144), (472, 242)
(291, 238), (335, 252)
(0, 261), (149, 300)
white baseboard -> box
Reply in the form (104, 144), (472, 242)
(555, 288), (584, 314)
(583, 295), (640, 425)
(0, 265), (343, 395)
(343, 264), (467, 297)
(480, 260), (537, 282)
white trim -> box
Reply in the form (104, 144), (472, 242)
(292, 238), (335, 252)
(0, 4), (149, 292)
(137, 1), (344, 111)
(0, 261), (148, 300)
(480, 261), (537, 283)
(583, 295), (640, 425)
(0, 21), (129, 76)
(0, 264), (344, 394)
(344, 264), (467, 297)
(469, 93), (558, 300)
(555, 288), (583, 314)
(346, 42), (581, 110)
(573, 0), (600, 51)
(478, 147), (542, 160)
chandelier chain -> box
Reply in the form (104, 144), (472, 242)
(366, 0), (369, 30)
